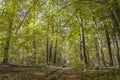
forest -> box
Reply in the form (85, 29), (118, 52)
(0, 0), (120, 80)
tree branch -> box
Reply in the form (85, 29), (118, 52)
(15, 0), (39, 35)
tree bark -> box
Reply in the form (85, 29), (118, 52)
(53, 38), (58, 64)
(49, 41), (52, 62)
(97, 37), (106, 67)
(105, 30), (113, 67)
(98, 37), (106, 67)
(78, 16), (88, 66)
(46, 38), (49, 65)
(79, 35), (83, 60)
(33, 35), (37, 64)
(3, 23), (12, 65)
(49, 28), (54, 63)
(115, 34), (120, 67)
(95, 42), (100, 67)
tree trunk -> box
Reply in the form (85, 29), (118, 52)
(115, 34), (120, 67)
(49, 41), (52, 62)
(95, 42), (100, 67)
(78, 16), (88, 66)
(49, 28), (54, 63)
(98, 38), (106, 67)
(46, 38), (49, 65)
(97, 37), (106, 67)
(33, 35), (37, 64)
(105, 30), (113, 67)
(79, 35), (83, 60)
(3, 24), (12, 65)
(3, 37), (11, 64)
(97, 34), (106, 67)
(53, 38), (58, 64)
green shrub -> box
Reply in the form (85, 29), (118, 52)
(71, 59), (83, 70)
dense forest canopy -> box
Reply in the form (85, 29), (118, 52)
(0, 0), (120, 68)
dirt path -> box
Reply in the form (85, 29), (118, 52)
(0, 65), (120, 80)
(0, 66), (75, 80)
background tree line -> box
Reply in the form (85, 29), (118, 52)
(0, 0), (120, 68)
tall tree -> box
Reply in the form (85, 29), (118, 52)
(105, 28), (113, 67)
(77, 15), (88, 66)
(2, 0), (16, 64)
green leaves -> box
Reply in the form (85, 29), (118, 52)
(0, 0), (119, 67)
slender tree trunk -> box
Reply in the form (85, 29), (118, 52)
(98, 38), (106, 67)
(81, 26), (88, 66)
(49, 41), (52, 62)
(101, 45), (106, 67)
(86, 49), (90, 65)
(98, 37), (106, 67)
(74, 42), (79, 60)
(95, 42), (100, 67)
(105, 30), (113, 67)
(78, 16), (88, 66)
(115, 34), (120, 67)
(3, 36), (11, 65)
(53, 38), (58, 64)
(79, 35), (83, 60)
(96, 34), (106, 67)
(46, 38), (49, 65)
(49, 28), (54, 63)
(3, 24), (12, 65)
(33, 35), (37, 64)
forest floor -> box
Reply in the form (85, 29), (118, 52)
(0, 64), (120, 80)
